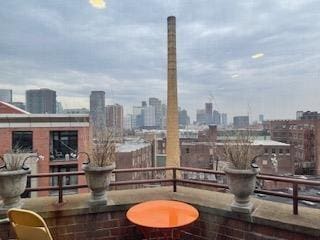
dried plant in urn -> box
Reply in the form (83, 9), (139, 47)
(0, 147), (43, 210)
(89, 131), (116, 167)
(81, 130), (116, 206)
(221, 132), (260, 170)
(222, 131), (260, 214)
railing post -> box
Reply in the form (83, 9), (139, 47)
(58, 175), (63, 203)
(293, 183), (298, 215)
(173, 168), (177, 192)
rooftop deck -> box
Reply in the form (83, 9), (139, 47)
(0, 167), (320, 239)
(1, 186), (319, 239)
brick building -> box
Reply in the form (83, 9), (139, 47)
(180, 140), (292, 175)
(153, 125), (292, 177)
(115, 140), (153, 189)
(0, 113), (90, 196)
(265, 120), (320, 175)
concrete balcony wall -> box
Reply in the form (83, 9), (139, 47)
(0, 187), (319, 240)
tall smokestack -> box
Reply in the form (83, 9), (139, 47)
(166, 16), (180, 168)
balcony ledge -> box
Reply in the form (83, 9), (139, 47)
(1, 187), (319, 239)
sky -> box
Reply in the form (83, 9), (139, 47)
(1, 0), (320, 121)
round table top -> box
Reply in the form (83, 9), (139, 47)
(126, 200), (199, 229)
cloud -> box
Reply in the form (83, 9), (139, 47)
(89, 0), (106, 9)
(0, 0), (320, 121)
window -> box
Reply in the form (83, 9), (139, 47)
(272, 148), (276, 154)
(264, 148), (268, 154)
(279, 148), (283, 154)
(186, 148), (190, 154)
(12, 131), (33, 152)
(50, 165), (78, 195)
(50, 131), (78, 160)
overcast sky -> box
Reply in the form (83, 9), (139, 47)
(1, 0), (320, 121)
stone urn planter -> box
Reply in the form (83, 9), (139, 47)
(224, 166), (259, 213)
(0, 152), (41, 212)
(0, 169), (31, 210)
(82, 163), (115, 206)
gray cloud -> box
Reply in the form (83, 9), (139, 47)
(0, 0), (320, 121)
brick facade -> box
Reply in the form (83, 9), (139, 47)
(266, 119), (320, 174)
(0, 115), (90, 196)
(0, 208), (317, 240)
(0, 101), (28, 114)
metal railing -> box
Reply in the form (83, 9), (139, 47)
(25, 167), (320, 215)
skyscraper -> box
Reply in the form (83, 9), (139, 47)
(212, 110), (221, 125)
(205, 103), (213, 124)
(0, 89), (12, 103)
(179, 109), (190, 127)
(149, 97), (162, 128)
(143, 106), (156, 128)
(26, 88), (56, 113)
(106, 104), (123, 134)
(259, 114), (264, 123)
(233, 116), (249, 129)
(196, 109), (206, 125)
(221, 113), (227, 127)
(90, 91), (106, 134)
(56, 101), (64, 114)
(132, 106), (143, 129)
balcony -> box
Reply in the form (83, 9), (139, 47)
(0, 167), (320, 240)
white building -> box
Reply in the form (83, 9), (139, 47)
(143, 106), (156, 127)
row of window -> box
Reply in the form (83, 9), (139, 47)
(11, 131), (78, 161)
(264, 148), (290, 154)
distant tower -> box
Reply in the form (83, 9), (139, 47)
(106, 104), (123, 132)
(166, 16), (180, 168)
(0, 89), (12, 103)
(26, 88), (56, 113)
(90, 91), (106, 135)
(205, 103), (213, 124)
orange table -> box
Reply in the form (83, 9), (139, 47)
(126, 200), (199, 239)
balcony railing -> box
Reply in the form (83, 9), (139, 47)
(25, 167), (320, 215)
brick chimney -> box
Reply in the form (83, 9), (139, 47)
(166, 16), (180, 168)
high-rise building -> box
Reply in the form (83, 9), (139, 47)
(296, 111), (303, 120)
(149, 97), (162, 128)
(205, 103), (213, 124)
(124, 114), (133, 130)
(56, 101), (64, 114)
(196, 109), (206, 125)
(212, 110), (221, 125)
(143, 106), (156, 128)
(301, 111), (320, 120)
(0, 89), (12, 103)
(26, 88), (56, 113)
(90, 91), (106, 134)
(233, 116), (249, 129)
(221, 113), (227, 126)
(141, 101), (147, 107)
(259, 114), (264, 123)
(179, 109), (190, 127)
(106, 104), (123, 134)
(132, 106), (143, 129)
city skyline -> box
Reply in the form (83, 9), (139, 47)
(0, 87), (304, 123)
(1, 1), (320, 120)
